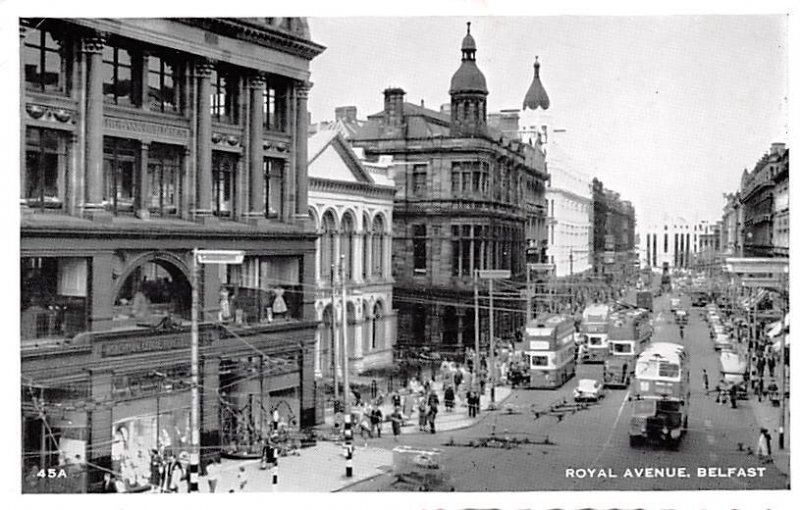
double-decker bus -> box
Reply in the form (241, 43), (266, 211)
(521, 315), (577, 389)
(629, 342), (690, 447)
(580, 303), (611, 363)
(604, 309), (653, 388)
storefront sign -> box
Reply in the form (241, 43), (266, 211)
(99, 331), (213, 358)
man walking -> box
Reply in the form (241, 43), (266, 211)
(389, 408), (403, 442)
(205, 458), (219, 493)
(702, 369), (709, 392)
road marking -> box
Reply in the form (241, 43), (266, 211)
(591, 389), (630, 467)
(707, 435), (715, 445)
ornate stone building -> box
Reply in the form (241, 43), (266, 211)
(350, 23), (549, 357)
(308, 128), (396, 377)
(20, 18), (324, 492)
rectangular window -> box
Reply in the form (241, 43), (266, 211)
(473, 226), (482, 271)
(103, 45), (134, 106)
(103, 138), (137, 214)
(148, 143), (182, 216)
(412, 225), (427, 274)
(210, 67), (239, 124)
(412, 165), (426, 197)
(264, 157), (284, 217)
(21, 257), (89, 341)
(23, 25), (66, 94)
(25, 127), (65, 210)
(451, 226), (460, 277)
(663, 233), (668, 253)
(451, 165), (461, 195)
(263, 79), (287, 132)
(460, 225), (472, 276)
(147, 54), (178, 113)
(212, 152), (237, 217)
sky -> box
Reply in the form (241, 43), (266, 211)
(306, 15), (788, 228)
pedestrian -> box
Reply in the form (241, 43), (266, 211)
(729, 384), (737, 408)
(757, 377), (765, 402)
(205, 458), (219, 493)
(757, 428), (770, 462)
(359, 409), (372, 447)
(702, 369), (709, 391)
(237, 465), (248, 492)
(162, 453), (182, 493)
(767, 356), (776, 378)
(418, 394), (429, 432)
(370, 405), (383, 438)
(444, 385), (455, 412)
(101, 472), (118, 493)
(389, 408), (403, 441)
(428, 398), (438, 434)
(392, 392), (402, 409)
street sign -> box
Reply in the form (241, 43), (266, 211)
(196, 250), (245, 265)
(477, 269), (511, 279)
(526, 264), (555, 272)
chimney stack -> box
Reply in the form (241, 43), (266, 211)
(335, 106), (358, 123)
(382, 87), (405, 137)
(770, 142), (786, 155)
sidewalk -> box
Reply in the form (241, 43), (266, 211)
(197, 442), (393, 493)
(321, 381), (513, 435)
(746, 392), (790, 477)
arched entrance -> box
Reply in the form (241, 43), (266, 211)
(112, 257), (191, 324)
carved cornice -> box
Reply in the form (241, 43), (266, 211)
(81, 33), (106, 54)
(195, 59), (215, 78)
(175, 18), (325, 61)
(296, 81), (312, 100)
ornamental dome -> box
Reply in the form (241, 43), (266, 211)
(449, 22), (488, 95)
(523, 56), (550, 110)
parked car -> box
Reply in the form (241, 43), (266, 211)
(714, 333), (732, 351)
(670, 298), (681, 311)
(573, 379), (605, 402)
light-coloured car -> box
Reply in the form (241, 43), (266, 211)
(714, 333), (732, 351)
(573, 378), (604, 402)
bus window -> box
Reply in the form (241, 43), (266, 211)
(611, 343), (632, 354)
(632, 399), (656, 416)
(656, 400), (681, 413)
(530, 355), (548, 367)
(659, 363), (679, 378)
(588, 336), (603, 346)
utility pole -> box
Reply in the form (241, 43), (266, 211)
(525, 264), (532, 325)
(340, 255), (353, 477)
(473, 268), (480, 391)
(488, 277), (496, 405)
(331, 264), (339, 401)
(189, 248), (200, 493)
(779, 273), (787, 449)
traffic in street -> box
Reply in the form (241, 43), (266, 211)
(346, 290), (789, 491)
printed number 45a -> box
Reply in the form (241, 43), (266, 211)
(37, 468), (67, 479)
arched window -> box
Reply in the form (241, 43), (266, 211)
(113, 259), (191, 322)
(362, 212), (370, 281)
(341, 213), (355, 281)
(321, 211), (336, 281)
(372, 215), (385, 278)
(372, 301), (384, 350)
(362, 301), (372, 352)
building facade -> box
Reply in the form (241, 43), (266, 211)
(592, 179), (636, 283)
(20, 18), (324, 492)
(488, 58), (593, 279)
(721, 192), (744, 257)
(639, 217), (716, 272)
(307, 128), (396, 377)
(350, 24), (549, 357)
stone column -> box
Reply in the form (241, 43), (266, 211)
(294, 81), (311, 220)
(137, 142), (150, 219)
(81, 34), (107, 216)
(194, 60), (214, 217)
(20, 22), (29, 206)
(248, 74), (265, 220)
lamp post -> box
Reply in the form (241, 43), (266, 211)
(476, 270), (511, 406)
(190, 249), (244, 493)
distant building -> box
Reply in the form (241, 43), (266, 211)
(487, 58), (593, 279)
(350, 23), (549, 357)
(307, 128), (396, 377)
(592, 179), (636, 282)
(639, 217), (715, 272)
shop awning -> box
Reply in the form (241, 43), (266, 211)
(772, 334), (790, 352)
(767, 314), (790, 338)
